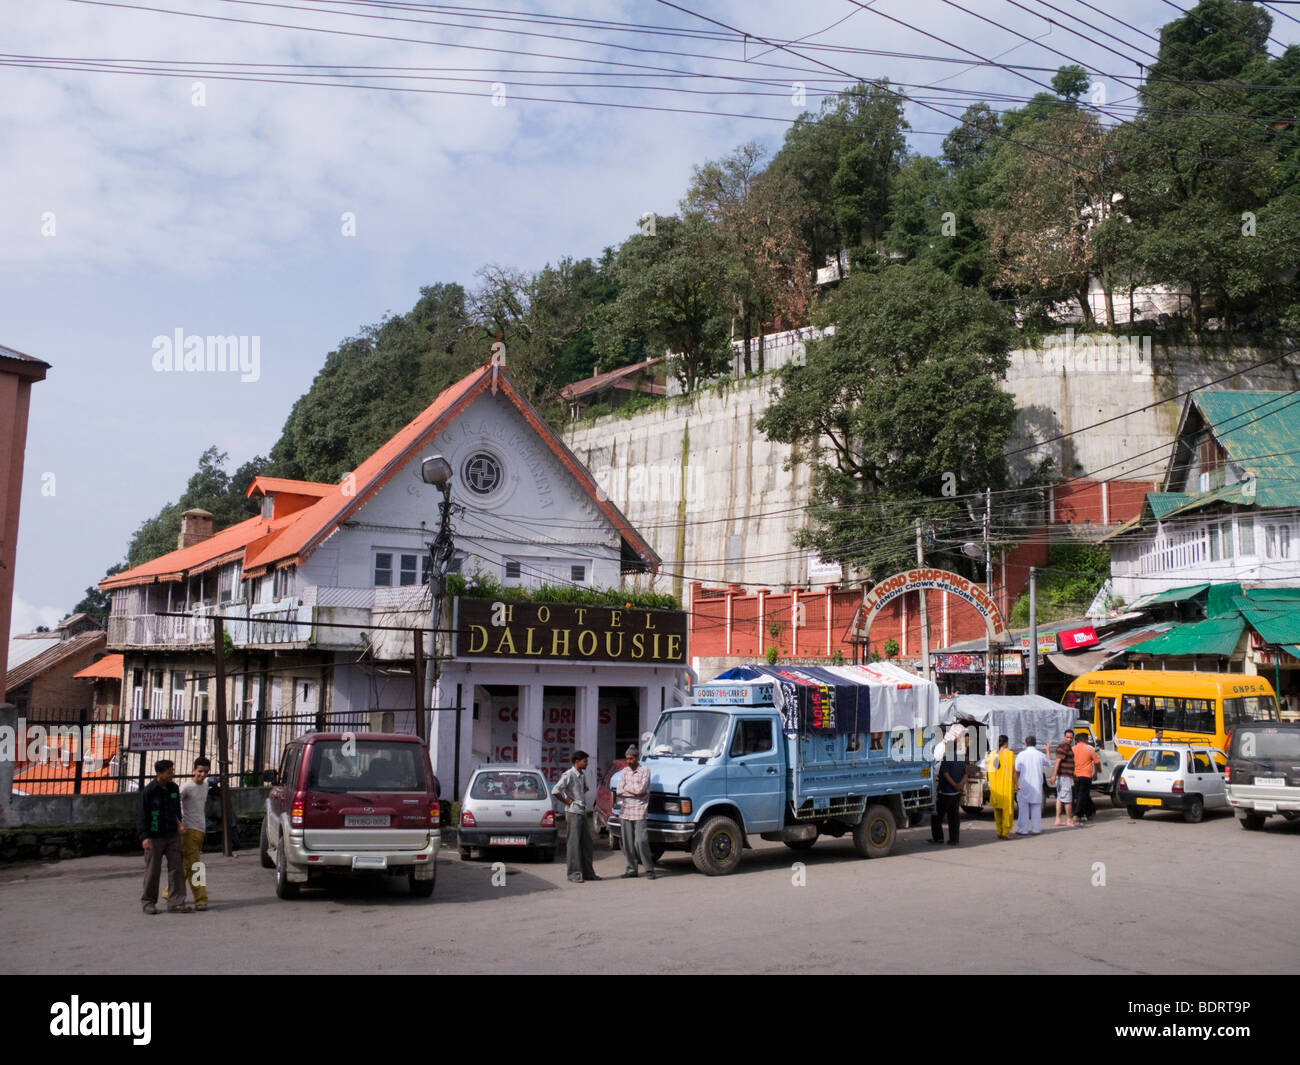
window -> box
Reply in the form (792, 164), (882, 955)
(1120, 694), (1153, 729)
(1221, 521), (1234, 559)
(1265, 524), (1291, 560)
(399, 553), (418, 587)
(1224, 696), (1280, 725)
(374, 552), (393, 587)
(1128, 749), (1152, 770)
(308, 741), (427, 792)
(1191, 752), (1214, 775)
(261, 495), (274, 520)
(1209, 525), (1221, 562)
(1183, 698), (1215, 734)
(470, 770), (548, 800)
(1239, 516), (1255, 555)
(729, 719), (774, 757)
(170, 671), (186, 716)
(505, 560), (521, 580)
(273, 567), (293, 600)
(571, 565), (586, 583)
(421, 554), (431, 586)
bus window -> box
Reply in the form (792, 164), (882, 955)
(1063, 690), (1093, 716)
(1121, 694), (1152, 729)
(1151, 696), (1182, 732)
(1224, 696), (1280, 725)
(1183, 697), (1215, 734)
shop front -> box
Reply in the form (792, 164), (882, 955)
(432, 597), (692, 796)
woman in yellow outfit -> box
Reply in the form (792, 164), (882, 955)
(986, 734), (1015, 839)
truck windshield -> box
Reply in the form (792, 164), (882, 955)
(649, 711), (728, 759)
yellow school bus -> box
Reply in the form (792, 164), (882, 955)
(1063, 670), (1281, 762)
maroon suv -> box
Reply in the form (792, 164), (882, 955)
(260, 732), (440, 899)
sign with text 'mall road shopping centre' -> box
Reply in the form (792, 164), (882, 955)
(854, 568), (1009, 643)
(453, 598), (688, 664)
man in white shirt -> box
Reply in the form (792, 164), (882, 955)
(1013, 736), (1051, 836)
(179, 757), (211, 910)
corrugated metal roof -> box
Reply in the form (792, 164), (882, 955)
(1192, 390), (1300, 508)
(1127, 583), (1210, 611)
(1147, 492), (1198, 518)
(5, 631), (106, 691)
(6, 635), (61, 671)
(1125, 615), (1246, 657)
(1240, 607), (1300, 647)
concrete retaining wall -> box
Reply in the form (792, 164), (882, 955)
(7, 786), (270, 828)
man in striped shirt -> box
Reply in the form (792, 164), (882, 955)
(618, 745), (655, 880)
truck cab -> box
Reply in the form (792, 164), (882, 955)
(612, 679), (937, 875)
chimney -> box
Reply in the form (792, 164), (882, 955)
(178, 508), (215, 549)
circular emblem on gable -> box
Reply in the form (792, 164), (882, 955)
(462, 452), (503, 495)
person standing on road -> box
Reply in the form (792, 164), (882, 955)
(1072, 734), (1098, 822)
(552, 750), (600, 884)
(986, 735), (1015, 840)
(180, 757), (212, 910)
(617, 745), (655, 880)
(930, 752), (968, 846)
(1051, 729), (1077, 827)
(1013, 737), (1050, 836)
(138, 759), (190, 915)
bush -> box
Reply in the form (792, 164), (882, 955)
(445, 572), (678, 611)
(765, 646), (779, 665)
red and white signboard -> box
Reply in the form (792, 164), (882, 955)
(1057, 626), (1099, 650)
(126, 719), (187, 752)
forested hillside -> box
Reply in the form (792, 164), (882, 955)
(76, 0), (1300, 613)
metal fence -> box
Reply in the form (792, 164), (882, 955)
(10, 707), (384, 796)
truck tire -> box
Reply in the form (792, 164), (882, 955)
(649, 844), (666, 863)
(408, 868), (435, 898)
(853, 804), (897, 859)
(1240, 813), (1266, 830)
(259, 819), (274, 869)
(691, 816), (743, 876)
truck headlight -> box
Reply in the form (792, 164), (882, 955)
(663, 798), (692, 815)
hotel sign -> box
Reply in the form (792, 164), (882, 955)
(453, 599), (688, 665)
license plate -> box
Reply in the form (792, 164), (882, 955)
(1136, 797), (1162, 806)
(345, 815), (390, 827)
(1254, 801), (1278, 813)
(352, 855), (387, 870)
(489, 835), (527, 846)
(1257, 777), (1286, 787)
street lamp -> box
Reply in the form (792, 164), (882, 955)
(420, 454), (456, 789)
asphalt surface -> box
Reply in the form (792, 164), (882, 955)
(2, 802), (1296, 974)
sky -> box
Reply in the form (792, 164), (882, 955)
(5, 0), (1297, 635)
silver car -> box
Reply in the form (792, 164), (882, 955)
(458, 765), (558, 862)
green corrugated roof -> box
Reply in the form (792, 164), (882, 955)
(1206, 582), (1244, 618)
(1240, 606), (1300, 647)
(1192, 390), (1300, 508)
(1147, 492), (1198, 518)
(1127, 583), (1210, 611)
(1126, 615), (1246, 657)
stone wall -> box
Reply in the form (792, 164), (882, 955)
(566, 338), (1298, 595)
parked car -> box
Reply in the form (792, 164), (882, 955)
(1118, 743), (1228, 823)
(1226, 721), (1300, 829)
(458, 765), (557, 862)
(260, 732), (440, 899)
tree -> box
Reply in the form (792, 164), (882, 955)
(593, 213), (731, 393)
(684, 143), (814, 373)
(979, 110), (1118, 325)
(757, 262), (1016, 574)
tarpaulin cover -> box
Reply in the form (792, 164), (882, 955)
(714, 662), (939, 735)
(939, 694), (1076, 751)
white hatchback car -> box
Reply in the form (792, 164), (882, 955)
(1118, 744), (1228, 823)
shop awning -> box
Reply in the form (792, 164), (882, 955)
(1124, 616), (1246, 657)
(1046, 623), (1174, 676)
(1126, 584), (1210, 612)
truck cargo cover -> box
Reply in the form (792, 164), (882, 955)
(938, 694), (1076, 750)
(713, 663), (940, 735)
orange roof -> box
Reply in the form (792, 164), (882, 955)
(12, 733), (122, 794)
(103, 363), (660, 590)
(74, 653), (125, 680)
(245, 476), (334, 499)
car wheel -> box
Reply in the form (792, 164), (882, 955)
(1183, 795), (1204, 824)
(409, 870), (435, 898)
(691, 816), (743, 876)
(1240, 813), (1267, 830)
(274, 841), (300, 899)
(1110, 771), (1125, 808)
(458, 846), (471, 861)
(648, 843), (666, 863)
(538, 846), (555, 863)
(853, 804), (897, 859)
(1127, 806), (1146, 820)
(259, 819), (274, 869)
(961, 805), (983, 818)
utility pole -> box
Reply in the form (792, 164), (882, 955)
(984, 487), (992, 697)
(916, 518), (930, 684)
(1028, 566), (1038, 696)
(420, 455), (455, 771)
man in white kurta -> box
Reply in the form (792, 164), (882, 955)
(1013, 737), (1051, 836)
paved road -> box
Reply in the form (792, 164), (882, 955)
(2, 804), (1296, 974)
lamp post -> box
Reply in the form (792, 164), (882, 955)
(420, 455), (454, 756)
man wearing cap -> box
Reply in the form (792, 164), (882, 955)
(617, 744), (655, 879)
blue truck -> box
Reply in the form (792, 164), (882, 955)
(611, 669), (941, 875)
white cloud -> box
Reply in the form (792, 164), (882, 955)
(9, 594), (66, 638)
